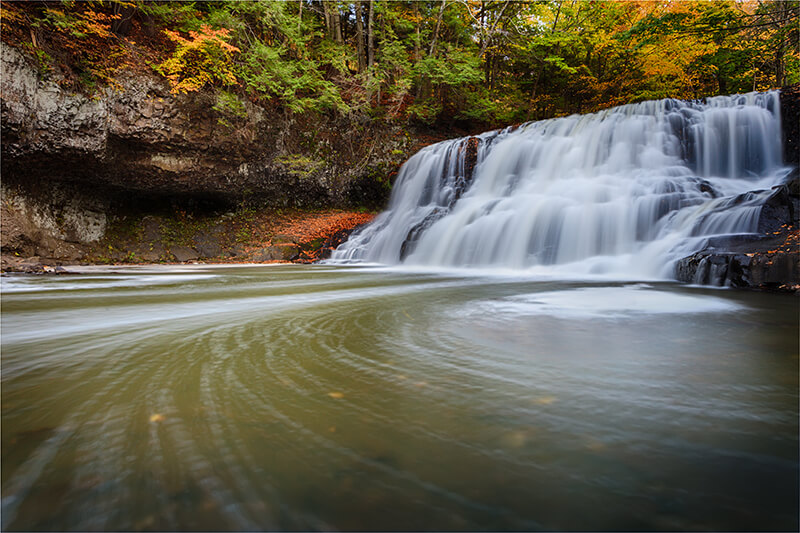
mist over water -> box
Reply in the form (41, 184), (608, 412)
(334, 92), (789, 277)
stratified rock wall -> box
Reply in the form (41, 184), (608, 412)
(1, 42), (410, 207)
(1, 42), (315, 201)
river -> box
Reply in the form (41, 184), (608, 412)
(1, 264), (797, 531)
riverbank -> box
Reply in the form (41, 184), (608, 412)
(0, 207), (374, 274)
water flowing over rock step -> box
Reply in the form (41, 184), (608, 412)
(334, 89), (799, 291)
(673, 179), (800, 291)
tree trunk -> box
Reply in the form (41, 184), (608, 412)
(429, 0), (447, 56)
(323, 1), (333, 40)
(552, 0), (563, 33)
(333, 3), (344, 44)
(367, 0), (375, 67)
(355, 1), (366, 72)
(112, 2), (135, 36)
(414, 1), (421, 98)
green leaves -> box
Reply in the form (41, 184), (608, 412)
(239, 41), (349, 114)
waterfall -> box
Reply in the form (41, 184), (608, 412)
(334, 92), (790, 278)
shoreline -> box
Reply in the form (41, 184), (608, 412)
(1, 209), (375, 274)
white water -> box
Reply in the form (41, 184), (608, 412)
(334, 92), (789, 278)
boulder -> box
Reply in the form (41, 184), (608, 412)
(192, 230), (223, 258)
(141, 216), (163, 243)
(170, 245), (199, 262)
(758, 184), (798, 233)
(271, 233), (297, 244)
(252, 244), (300, 262)
(675, 250), (799, 290)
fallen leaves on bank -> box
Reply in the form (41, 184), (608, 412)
(223, 209), (375, 264)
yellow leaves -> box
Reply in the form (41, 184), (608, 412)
(157, 25), (240, 95)
(640, 34), (718, 83)
(149, 413), (165, 423)
(327, 391), (345, 399)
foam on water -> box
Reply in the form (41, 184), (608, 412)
(476, 285), (743, 319)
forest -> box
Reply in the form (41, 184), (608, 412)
(2, 0), (798, 130)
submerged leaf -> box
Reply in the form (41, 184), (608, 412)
(533, 396), (556, 405)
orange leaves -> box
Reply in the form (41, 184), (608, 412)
(163, 25), (240, 54)
(216, 209), (374, 264)
(279, 212), (374, 245)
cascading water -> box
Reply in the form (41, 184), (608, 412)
(334, 91), (791, 278)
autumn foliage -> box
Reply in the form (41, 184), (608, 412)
(155, 25), (240, 94)
(3, 1), (797, 127)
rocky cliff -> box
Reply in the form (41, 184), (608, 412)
(1, 42), (408, 205)
(0, 40), (420, 263)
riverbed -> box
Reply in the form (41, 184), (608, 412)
(1, 264), (797, 531)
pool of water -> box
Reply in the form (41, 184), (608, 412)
(2, 264), (797, 531)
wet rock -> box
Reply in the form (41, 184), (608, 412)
(697, 179), (718, 198)
(192, 230), (223, 258)
(229, 243), (248, 257)
(400, 208), (446, 260)
(271, 233), (297, 244)
(315, 224), (370, 261)
(51, 241), (85, 261)
(170, 245), (199, 262)
(460, 136), (480, 184)
(110, 249), (131, 262)
(0, 198), (38, 256)
(13, 256), (47, 273)
(758, 185), (798, 233)
(300, 237), (325, 253)
(141, 216), (163, 242)
(138, 248), (163, 262)
(675, 250), (799, 291)
(252, 244), (300, 262)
